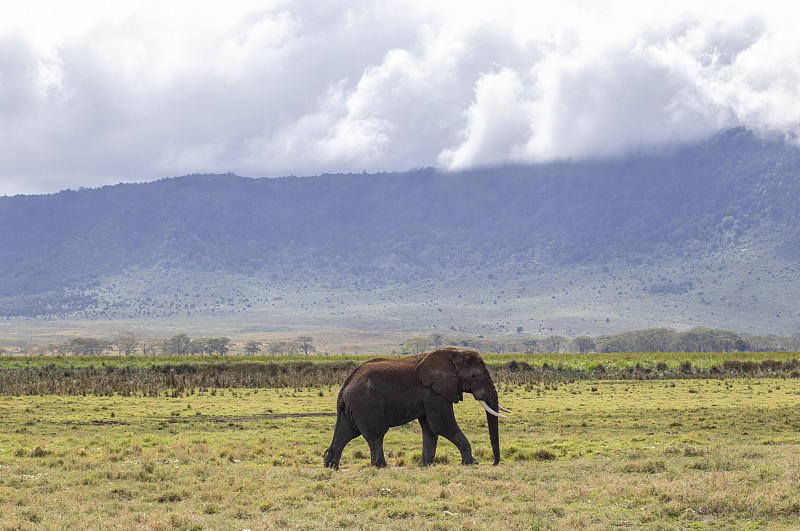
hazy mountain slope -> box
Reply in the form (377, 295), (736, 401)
(1, 128), (799, 334)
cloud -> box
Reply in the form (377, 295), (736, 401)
(438, 68), (534, 170)
(1, 1), (800, 194)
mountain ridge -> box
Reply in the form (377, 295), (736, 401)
(2, 128), (799, 335)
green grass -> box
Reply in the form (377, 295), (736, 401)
(2, 379), (800, 529)
(486, 350), (800, 370)
(2, 350), (798, 370)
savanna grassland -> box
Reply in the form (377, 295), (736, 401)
(2, 355), (800, 530)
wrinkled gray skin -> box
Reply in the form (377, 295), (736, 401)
(324, 348), (502, 469)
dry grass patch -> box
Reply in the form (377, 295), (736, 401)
(1, 380), (800, 528)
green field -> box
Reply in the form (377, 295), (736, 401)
(3, 349), (800, 371)
(2, 365), (800, 529)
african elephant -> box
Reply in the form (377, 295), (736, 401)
(323, 348), (509, 469)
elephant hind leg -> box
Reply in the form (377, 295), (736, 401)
(418, 416), (439, 466)
(324, 414), (360, 470)
(364, 433), (388, 468)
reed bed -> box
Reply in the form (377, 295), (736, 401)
(1, 356), (798, 396)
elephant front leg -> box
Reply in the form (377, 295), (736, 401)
(418, 416), (439, 466)
(428, 411), (479, 465)
(446, 430), (479, 465)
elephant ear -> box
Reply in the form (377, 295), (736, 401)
(416, 349), (463, 403)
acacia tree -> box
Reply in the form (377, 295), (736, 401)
(115, 331), (140, 356)
(244, 341), (262, 355)
(522, 338), (539, 354)
(190, 338), (208, 355)
(206, 337), (232, 355)
(297, 336), (315, 355)
(637, 328), (677, 352)
(139, 338), (156, 356)
(404, 336), (429, 355)
(541, 335), (568, 354)
(168, 334), (191, 355)
(267, 342), (285, 356)
(573, 336), (596, 354)
(430, 333), (444, 350)
(67, 337), (110, 355)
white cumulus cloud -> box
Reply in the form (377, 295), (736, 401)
(1, 0), (799, 195)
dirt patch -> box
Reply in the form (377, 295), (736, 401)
(62, 419), (132, 426)
(208, 412), (336, 423)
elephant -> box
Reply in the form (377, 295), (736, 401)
(323, 347), (510, 469)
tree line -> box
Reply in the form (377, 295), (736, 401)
(16, 334), (234, 356)
(405, 326), (800, 354)
(9, 333), (318, 357)
(5, 327), (800, 357)
(581, 326), (799, 353)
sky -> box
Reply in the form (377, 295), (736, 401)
(2, 0), (800, 196)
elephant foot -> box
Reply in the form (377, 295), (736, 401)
(323, 448), (339, 470)
(461, 457), (480, 465)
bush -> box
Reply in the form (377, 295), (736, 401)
(532, 449), (557, 461)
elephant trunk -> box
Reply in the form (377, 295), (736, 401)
(487, 410), (500, 465)
(484, 384), (501, 466)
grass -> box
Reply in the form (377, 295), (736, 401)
(485, 351), (800, 370)
(2, 350), (798, 371)
(2, 379), (800, 529)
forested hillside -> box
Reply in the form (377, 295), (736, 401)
(1, 127), (800, 333)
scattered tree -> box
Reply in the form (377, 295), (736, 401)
(267, 342), (286, 356)
(140, 338), (160, 356)
(190, 338), (209, 355)
(573, 336), (596, 354)
(67, 337), (110, 355)
(297, 335), (315, 355)
(244, 341), (262, 355)
(168, 333), (191, 355)
(206, 337), (232, 355)
(522, 338), (539, 354)
(541, 335), (568, 354)
(430, 333), (444, 350)
(115, 331), (140, 356)
(404, 336), (430, 355)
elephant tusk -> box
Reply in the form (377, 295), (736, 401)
(499, 405), (512, 413)
(479, 400), (508, 418)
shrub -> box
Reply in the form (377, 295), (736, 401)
(532, 449), (557, 461)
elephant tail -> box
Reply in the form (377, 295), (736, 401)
(323, 405), (346, 469)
